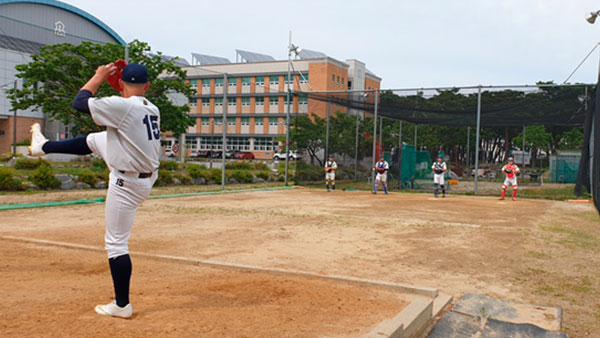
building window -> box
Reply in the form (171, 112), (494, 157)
(284, 75), (293, 85)
(331, 75), (335, 86)
(202, 79), (211, 87)
(256, 76), (265, 86)
(228, 119), (236, 126)
(254, 137), (275, 151)
(255, 117), (264, 127)
(284, 96), (292, 105)
(299, 96), (308, 105)
(299, 74), (309, 84)
(189, 79), (197, 89)
(241, 117), (250, 126)
(269, 117), (278, 126)
(215, 78), (223, 87)
(228, 77), (237, 86)
(227, 136), (250, 150)
(341, 77), (344, 88)
(337, 76), (340, 87)
(201, 117), (210, 126)
(214, 117), (223, 126)
(215, 98), (223, 106)
(199, 136), (223, 150)
(348, 80), (352, 90)
(228, 97), (236, 106)
(186, 136), (198, 150)
(270, 76), (279, 85)
(270, 96), (279, 105)
(255, 97), (264, 106)
(242, 97), (250, 106)
(202, 98), (210, 107)
(189, 97), (197, 106)
(242, 77), (251, 86)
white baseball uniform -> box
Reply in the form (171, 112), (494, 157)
(87, 95), (160, 258)
(325, 160), (338, 181)
(375, 160), (389, 183)
(432, 161), (447, 185)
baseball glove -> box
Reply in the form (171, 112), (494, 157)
(505, 169), (513, 174)
(377, 168), (385, 174)
(435, 169), (443, 174)
(326, 168), (333, 173)
(106, 59), (128, 92)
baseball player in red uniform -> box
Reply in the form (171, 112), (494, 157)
(500, 156), (520, 201)
(29, 62), (159, 318)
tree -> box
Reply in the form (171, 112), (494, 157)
(512, 125), (553, 166)
(11, 40), (194, 135)
(291, 114), (326, 166)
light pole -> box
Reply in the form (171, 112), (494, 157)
(285, 31), (301, 186)
(585, 9), (600, 202)
(2, 80), (18, 159)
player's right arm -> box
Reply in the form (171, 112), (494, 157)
(72, 63), (117, 114)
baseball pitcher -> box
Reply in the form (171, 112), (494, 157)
(500, 156), (520, 201)
(432, 155), (447, 198)
(324, 155), (338, 192)
(29, 62), (159, 318)
(373, 155), (389, 194)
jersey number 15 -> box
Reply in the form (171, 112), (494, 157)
(142, 115), (160, 140)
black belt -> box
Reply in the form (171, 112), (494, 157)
(119, 170), (152, 178)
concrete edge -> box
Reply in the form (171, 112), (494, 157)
(432, 294), (453, 318)
(366, 297), (433, 338)
(1, 235), (438, 298)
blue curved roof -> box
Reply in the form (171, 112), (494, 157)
(0, 0), (126, 45)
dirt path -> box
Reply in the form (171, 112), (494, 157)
(1, 188), (598, 336)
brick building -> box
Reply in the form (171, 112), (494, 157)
(176, 51), (381, 159)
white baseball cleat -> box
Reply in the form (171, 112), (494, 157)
(95, 300), (132, 318)
(28, 123), (48, 157)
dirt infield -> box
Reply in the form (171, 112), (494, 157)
(1, 188), (599, 337)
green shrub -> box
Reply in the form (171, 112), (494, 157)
(15, 158), (49, 170)
(254, 162), (268, 171)
(231, 170), (254, 183)
(78, 170), (97, 186)
(0, 168), (23, 191)
(296, 162), (324, 182)
(94, 171), (109, 183)
(159, 160), (178, 171)
(256, 171), (269, 180)
(154, 170), (173, 186)
(15, 139), (30, 146)
(187, 164), (206, 179)
(226, 161), (253, 170)
(91, 157), (107, 172)
(0, 153), (15, 162)
(174, 173), (192, 185)
(30, 163), (60, 189)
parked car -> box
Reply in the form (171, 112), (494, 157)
(226, 150), (240, 159)
(188, 150), (200, 158)
(273, 151), (302, 160)
(211, 151), (223, 158)
(164, 149), (176, 158)
(234, 151), (255, 160)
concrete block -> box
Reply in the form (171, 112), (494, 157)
(432, 294), (453, 318)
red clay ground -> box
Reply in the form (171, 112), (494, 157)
(1, 188), (599, 336)
(0, 240), (413, 338)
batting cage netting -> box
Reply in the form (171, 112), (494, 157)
(290, 83), (598, 212)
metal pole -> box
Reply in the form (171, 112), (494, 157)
(379, 116), (383, 155)
(466, 127), (470, 169)
(13, 80), (17, 158)
(354, 112), (359, 180)
(414, 124), (417, 149)
(522, 124), (526, 172)
(284, 31), (292, 186)
(371, 90), (379, 184)
(125, 43), (129, 63)
(398, 120), (402, 188)
(325, 101), (330, 161)
(222, 73), (228, 190)
(474, 86), (482, 195)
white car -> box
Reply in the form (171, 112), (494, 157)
(273, 151), (302, 160)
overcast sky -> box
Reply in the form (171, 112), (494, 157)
(64, 0), (600, 89)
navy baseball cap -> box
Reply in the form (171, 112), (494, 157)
(121, 63), (148, 83)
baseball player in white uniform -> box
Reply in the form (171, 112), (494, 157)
(432, 155), (447, 198)
(373, 156), (389, 194)
(324, 155), (337, 192)
(29, 62), (159, 319)
(500, 156), (520, 201)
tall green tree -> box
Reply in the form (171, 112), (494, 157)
(11, 40), (194, 135)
